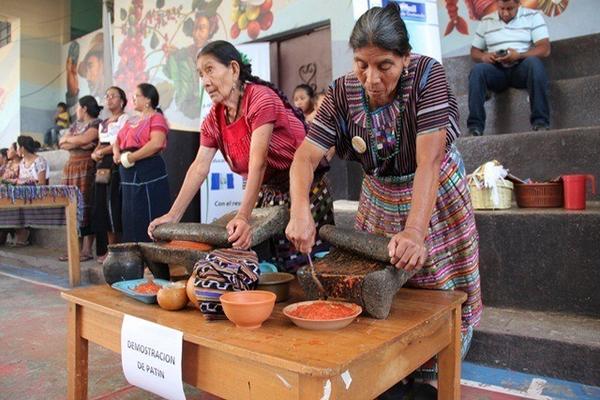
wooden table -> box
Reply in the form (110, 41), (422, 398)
(0, 194), (80, 286)
(62, 285), (466, 400)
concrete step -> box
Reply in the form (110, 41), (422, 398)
(333, 201), (600, 317)
(467, 306), (600, 386)
(0, 244), (104, 285)
(443, 33), (600, 97)
(454, 74), (600, 135)
(456, 125), (600, 188)
(37, 148), (69, 185)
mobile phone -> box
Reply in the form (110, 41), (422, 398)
(495, 49), (507, 57)
(68, 42), (80, 64)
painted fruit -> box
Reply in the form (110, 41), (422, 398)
(259, 11), (273, 30)
(231, 23), (241, 39)
(260, 0), (272, 13)
(245, 5), (261, 21)
(247, 20), (261, 39)
(237, 13), (248, 30)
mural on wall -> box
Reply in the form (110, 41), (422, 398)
(113, 0), (278, 131)
(439, 0), (572, 56)
(63, 30), (105, 118)
(0, 32), (20, 147)
(229, 0), (273, 40)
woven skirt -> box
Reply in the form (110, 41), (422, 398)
(62, 152), (95, 232)
(91, 154), (122, 234)
(119, 154), (170, 243)
(355, 148), (482, 333)
(254, 173), (334, 273)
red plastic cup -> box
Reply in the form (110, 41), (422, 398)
(562, 174), (596, 210)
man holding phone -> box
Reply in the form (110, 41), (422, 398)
(467, 0), (551, 136)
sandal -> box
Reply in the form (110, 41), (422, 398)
(10, 240), (30, 247)
(97, 254), (108, 264)
(58, 254), (69, 262)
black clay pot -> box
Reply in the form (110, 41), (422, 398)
(102, 244), (144, 285)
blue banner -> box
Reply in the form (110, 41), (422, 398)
(383, 1), (427, 22)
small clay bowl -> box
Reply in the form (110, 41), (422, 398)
(157, 281), (188, 311)
(220, 290), (276, 329)
(257, 272), (295, 302)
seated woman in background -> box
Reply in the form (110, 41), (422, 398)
(293, 84), (317, 125)
(59, 95), (101, 262)
(1, 143), (21, 182)
(113, 83), (170, 243)
(92, 86), (128, 263)
(17, 136), (46, 185)
(0, 148), (8, 177)
(11, 136), (48, 246)
(0, 143), (22, 245)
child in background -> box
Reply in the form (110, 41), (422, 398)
(293, 84), (317, 124)
(44, 102), (70, 149)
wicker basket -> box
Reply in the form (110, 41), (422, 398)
(469, 180), (514, 210)
(514, 182), (563, 208)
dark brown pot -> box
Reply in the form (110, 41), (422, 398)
(102, 243), (144, 285)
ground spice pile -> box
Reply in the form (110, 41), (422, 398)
(133, 281), (161, 295)
(289, 302), (357, 320)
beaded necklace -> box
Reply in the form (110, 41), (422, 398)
(362, 76), (406, 162)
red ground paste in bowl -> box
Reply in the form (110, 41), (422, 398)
(288, 302), (357, 320)
(133, 281), (161, 295)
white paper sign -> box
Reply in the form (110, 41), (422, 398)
(121, 315), (185, 400)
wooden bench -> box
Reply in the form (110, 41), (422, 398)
(0, 192), (80, 286)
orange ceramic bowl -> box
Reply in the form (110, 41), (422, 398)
(220, 290), (276, 330)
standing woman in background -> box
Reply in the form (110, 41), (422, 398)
(92, 86), (128, 263)
(59, 95), (101, 262)
(113, 83), (170, 243)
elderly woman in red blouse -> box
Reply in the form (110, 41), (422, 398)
(113, 83), (170, 244)
(149, 40), (333, 272)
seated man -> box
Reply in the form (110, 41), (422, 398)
(468, 0), (551, 136)
(44, 102), (70, 148)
